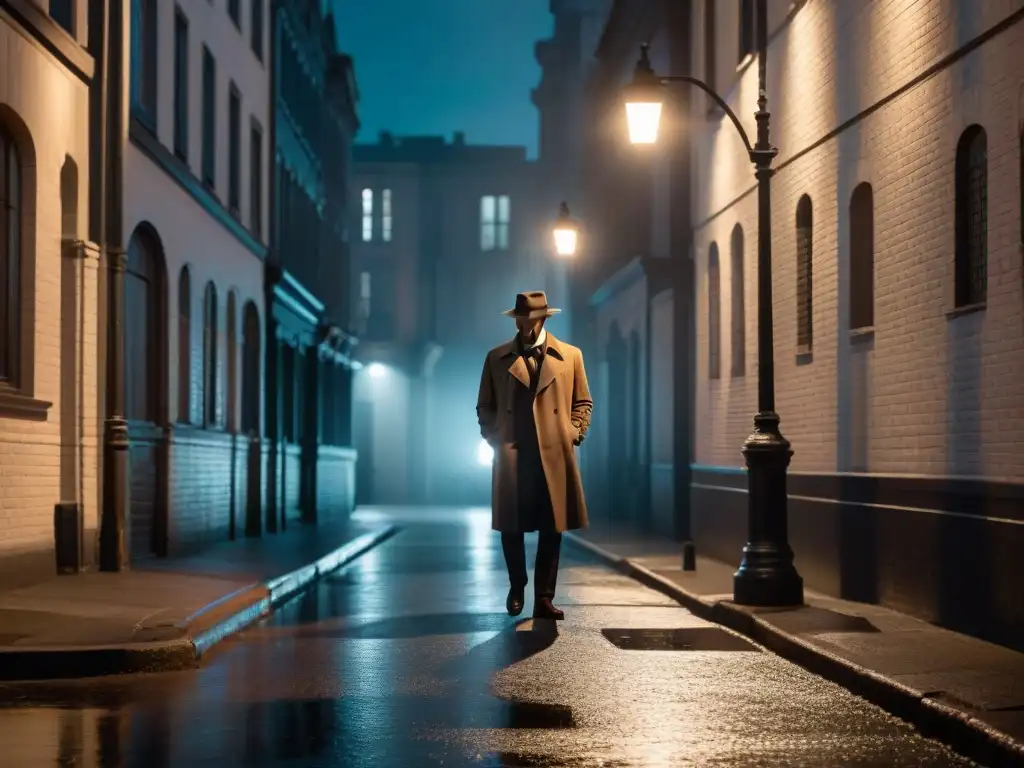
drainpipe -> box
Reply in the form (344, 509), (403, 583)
(98, 0), (130, 571)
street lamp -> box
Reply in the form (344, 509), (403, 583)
(622, 0), (804, 608)
(552, 201), (579, 258)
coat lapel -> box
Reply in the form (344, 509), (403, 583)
(536, 335), (566, 395)
(500, 340), (530, 388)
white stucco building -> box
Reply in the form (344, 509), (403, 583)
(0, 1), (99, 587)
(122, 0), (270, 559)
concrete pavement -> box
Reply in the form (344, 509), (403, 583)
(0, 506), (977, 766)
(0, 515), (398, 680)
(565, 524), (1024, 768)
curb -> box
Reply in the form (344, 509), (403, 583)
(564, 532), (1024, 768)
(0, 524), (399, 682)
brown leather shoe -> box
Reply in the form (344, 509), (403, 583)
(506, 588), (525, 616)
(533, 597), (564, 620)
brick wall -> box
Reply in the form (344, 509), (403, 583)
(0, 24), (98, 589)
(691, 0), (1024, 478)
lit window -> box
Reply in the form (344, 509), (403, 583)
(497, 195), (510, 250)
(382, 189), (392, 242)
(361, 188), (373, 242)
(480, 195), (496, 251)
(480, 195), (510, 251)
(360, 271), (371, 299)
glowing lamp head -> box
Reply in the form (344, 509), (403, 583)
(476, 439), (494, 466)
(623, 44), (665, 145)
(367, 362), (386, 379)
(552, 202), (579, 257)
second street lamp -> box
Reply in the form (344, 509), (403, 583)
(622, 0), (803, 608)
(552, 201), (580, 258)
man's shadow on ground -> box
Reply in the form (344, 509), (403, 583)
(321, 611), (575, 730)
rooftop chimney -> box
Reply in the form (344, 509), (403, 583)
(453, 131), (465, 146)
(380, 131), (394, 146)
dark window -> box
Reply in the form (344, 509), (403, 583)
(250, 119), (263, 237)
(51, 0), (75, 36)
(131, 0), (159, 127)
(202, 47), (216, 187)
(226, 292), (237, 431)
(125, 228), (163, 422)
(708, 243), (721, 379)
(730, 224), (745, 377)
(849, 183), (874, 330)
(282, 344), (295, 443)
(228, 0), (240, 28)
(241, 302), (260, 434)
(954, 125), (988, 307)
(203, 282), (218, 426)
(177, 266), (191, 422)
(228, 84), (241, 214)
(738, 0), (756, 62)
(251, 0), (264, 61)
(173, 8), (189, 160)
(0, 125), (21, 387)
(704, 0), (716, 94)
(796, 194), (813, 350)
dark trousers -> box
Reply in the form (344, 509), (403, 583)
(501, 531), (562, 600)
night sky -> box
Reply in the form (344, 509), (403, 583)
(332, 1), (553, 157)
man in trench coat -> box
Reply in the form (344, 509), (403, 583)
(476, 291), (593, 620)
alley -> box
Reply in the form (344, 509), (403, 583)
(0, 508), (974, 767)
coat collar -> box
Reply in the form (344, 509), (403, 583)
(502, 334), (566, 392)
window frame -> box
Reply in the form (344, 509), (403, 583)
(954, 124), (988, 309)
(201, 46), (216, 188)
(131, 0), (159, 129)
(249, 118), (263, 238)
(228, 0), (241, 29)
(708, 243), (721, 380)
(251, 0), (264, 61)
(730, 224), (745, 378)
(795, 194), (814, 352)
(173, 7), (189, 161)
(382, 188), (392, 242)
(177, 266), (192, 422)
(228, 82), (241, 215)
(203, 281), (219, 428)
(848, 183), (875, 331)
(0, 124), (22, 390)
(361, 188), (373, 242)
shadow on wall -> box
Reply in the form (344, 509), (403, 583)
(942, 311), (992, 641)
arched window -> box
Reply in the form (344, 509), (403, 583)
(730, 224), (745, 377)
(708, 243), (721, 379)
(203, 281), (218, 426)
(849, 183), (874, 330)
(177, 267), (191, 422)
(955, 125), (988, 307)
(226, 291), (237, 431)
(0, 123), (21, 386)
(796, 194), (813, 350)
(241, 301), (261, 434)
(125, 226), (164, 421)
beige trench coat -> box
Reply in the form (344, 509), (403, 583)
(476, 334), (593, 533)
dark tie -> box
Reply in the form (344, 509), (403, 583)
(524, 347), (541, 382)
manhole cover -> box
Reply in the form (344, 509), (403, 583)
(601, 627), (758, 652)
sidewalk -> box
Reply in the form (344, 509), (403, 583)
(0, 517), (398, 681)
(565, 525), (1024, 768)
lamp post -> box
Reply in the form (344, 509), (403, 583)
(622, 0), (803, 607)
(552, 201), (580, 258)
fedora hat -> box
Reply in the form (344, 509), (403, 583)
(503, 291), (561, 319)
